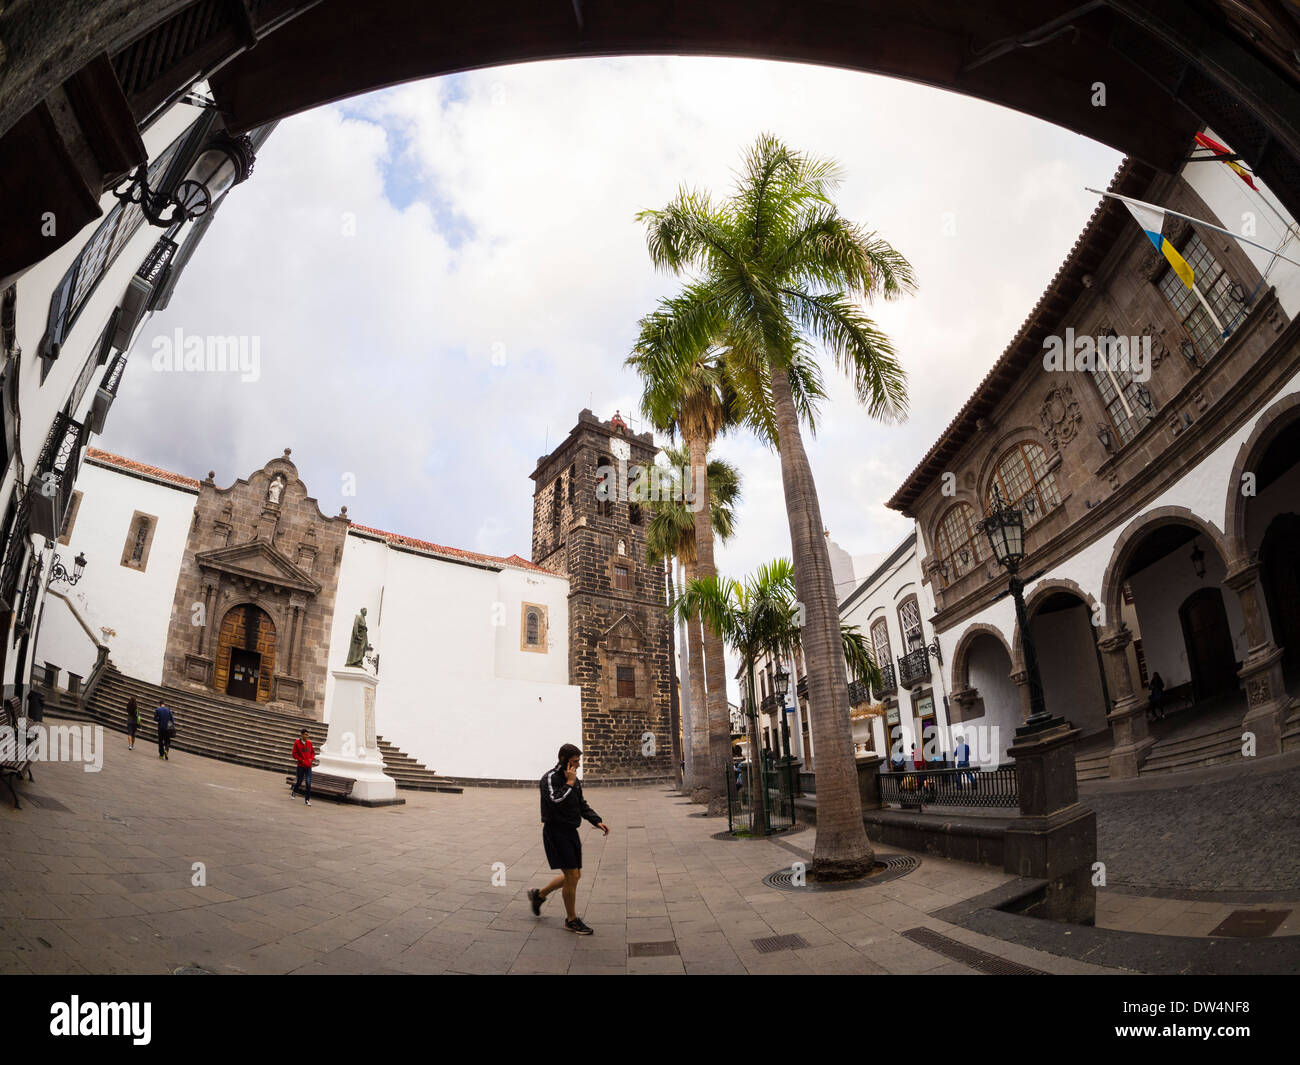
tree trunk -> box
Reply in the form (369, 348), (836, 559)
(688, 432), (733, 816)
(677, 558), (695, 793)
(683, 559), (711, 804)
(665, 558), (683, 790)
(769, 367), (874, 879)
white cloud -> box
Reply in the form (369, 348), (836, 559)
(102, 55), (1122, 694)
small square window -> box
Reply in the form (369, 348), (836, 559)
(617, 666), (635, 698)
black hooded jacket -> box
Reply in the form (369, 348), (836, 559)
(539, 764), (602, 830)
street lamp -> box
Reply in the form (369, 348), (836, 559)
(114, 130), (256, 227)
(981, 487), (1054, 730)
(1190, 540), (1206, 579)
(773, 663), (791, 760)
(48, 552), (87, 588)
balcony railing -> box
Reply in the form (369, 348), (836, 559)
(897, 647), (932, 690)
(876, 662), (897, 697)
(848, 679), (871, 707)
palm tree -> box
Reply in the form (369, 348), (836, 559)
(628, 333), (739, 815)
(637, 134), (916, 879)
(643, 444), (740, 803)
(678, 559), (881, 835)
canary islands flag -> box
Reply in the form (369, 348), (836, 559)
(1123, 198), (1195, 290)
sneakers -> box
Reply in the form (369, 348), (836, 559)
(565, 918), (594, 935)
(305, 800), (311, 806)
(528, 888), (546, 916)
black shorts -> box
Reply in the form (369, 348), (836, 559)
(543, 824), (582, 870)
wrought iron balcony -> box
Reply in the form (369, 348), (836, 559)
(28, 412), (87, 541)
(848, 679), (872, 707)
(897, 647), (932, 690)
(875, 662), (897, 698)
(761, 692), (782, 715)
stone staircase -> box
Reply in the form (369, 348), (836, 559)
(61, 663), (461, 792)
(1138, 720), (1243, 774)
(1075, 748), (1111, 783)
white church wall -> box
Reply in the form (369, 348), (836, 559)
(327, 534), (581, 780)
(38, 461), (194, 684)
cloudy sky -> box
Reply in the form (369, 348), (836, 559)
(104, 55), (1122, 594)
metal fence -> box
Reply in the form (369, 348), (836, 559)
(726, 760), (797, 834)
(879, 765), (1018, 811)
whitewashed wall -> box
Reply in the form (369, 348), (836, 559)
(327, 533), (580, 779)
(34, 460), (195, 683)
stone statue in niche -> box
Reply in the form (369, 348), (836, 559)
(268, 475), (285, 505)
(345, 608), (369, 668)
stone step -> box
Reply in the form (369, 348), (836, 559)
(82, 664), (458, 790)
(1146, 723), (1242, 760)
(1140, 737), (1243, 774)
(1077, 764), (1111, 782)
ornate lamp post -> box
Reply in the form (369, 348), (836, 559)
(48, 551), (87, 588)
(773, 662), (791, 760)
(114, 130), (256, 227)
(981, 487), (1055, 730)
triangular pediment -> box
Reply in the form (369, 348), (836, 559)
(602, 613), (645, 645)
(195, 540), (321, 595)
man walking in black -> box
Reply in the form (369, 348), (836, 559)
(529, 743), (609, 935)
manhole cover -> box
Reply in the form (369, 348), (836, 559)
(752, 933), (808, 954)
(762, 854), (918, 891)
(1209, 909), (1291, 938)
(173, 965), (214, 975)
(901, 927), (1047, 975)
(628, 941), (679, 957)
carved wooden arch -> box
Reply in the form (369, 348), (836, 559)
(1098, 506), (1232, 633)
(1223, 390), (1300, 560)
(1010, 577), (1102, 674)
(950, 622), (1014, 691)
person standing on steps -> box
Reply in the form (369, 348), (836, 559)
(528, 743), (610, 935)
(291, 728), (315, 806)
(126, 695), (139, 751)
(154, 700), (175, 759)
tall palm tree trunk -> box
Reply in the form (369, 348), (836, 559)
(688, 433), (733, 816)
(676, 558), (695, 793)
(665, 558), (683, 790)
(770, 368), (874, 879)
(683, 559), (711, 803)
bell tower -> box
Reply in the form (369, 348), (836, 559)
(530, 410), (672, 780)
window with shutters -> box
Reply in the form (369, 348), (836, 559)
(617, 666), (636, 698)
(898, 595), (923, 651)
(870, 618), (892, 673)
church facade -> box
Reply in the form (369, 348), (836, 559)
(35, 442), (615, 781)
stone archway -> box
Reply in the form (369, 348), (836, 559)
(1223, 391), (1300, 560)
(1012, 581), (1111, 738)
(214, 603), (277, 703)
(948, 623), (1019, 759)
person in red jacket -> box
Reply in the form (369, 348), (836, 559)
(291, 728), (315, 806)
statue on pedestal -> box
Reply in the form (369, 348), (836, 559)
(345, 607), (369, 668)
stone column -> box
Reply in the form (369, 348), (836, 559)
(1224, 559), (1291, 757)
(1096, 624), (1154, 779)
(1003, 717), (1096, 924)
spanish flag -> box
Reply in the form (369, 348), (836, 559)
(1194, 132), (1259, 191)
(1122, 198), (1196, 290)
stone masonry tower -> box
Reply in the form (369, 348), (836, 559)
(530, 410), (672, 781)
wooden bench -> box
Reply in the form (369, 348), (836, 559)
(1, 697), (34, 809)
(283, 767), (355, 801)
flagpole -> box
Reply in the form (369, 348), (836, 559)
(1085, 188), (1300, 271)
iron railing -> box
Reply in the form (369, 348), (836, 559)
(876, 662), (897, 697)
(725, 760), (797, 835)
(897, 647), (932, 689)
(39, 412), (88, 531)
(879, 766), (1018, 811)
(848, 678), (871, 706)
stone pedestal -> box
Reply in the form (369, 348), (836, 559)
(1239, 644), (1289, 757)
(315, 668), (398, 803)
(1097, 625), (1154, 779)
(855, 754), (884, 811)
(1003, 717), (1096, 925)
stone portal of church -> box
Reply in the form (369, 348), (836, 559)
(215, 604), (276, 702)
(161, 450), (348, 718)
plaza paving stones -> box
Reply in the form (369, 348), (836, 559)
(0, 744), (1273, 975)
